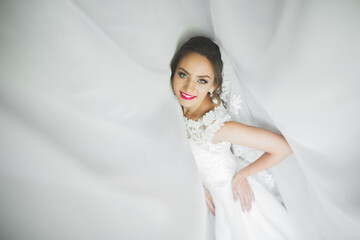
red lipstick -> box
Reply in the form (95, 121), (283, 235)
(180, 91), (196, 100)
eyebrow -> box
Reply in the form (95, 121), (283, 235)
(178, 67), (211, 79)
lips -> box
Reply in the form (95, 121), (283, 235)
(180, 91), (196, 100)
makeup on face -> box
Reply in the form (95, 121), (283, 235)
(180, 91), (196, 100)
(172, 53), (215, 109)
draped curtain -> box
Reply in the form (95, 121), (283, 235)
(1, 0), (359, 239)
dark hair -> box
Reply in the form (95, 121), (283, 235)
(170, 36), (223, 101)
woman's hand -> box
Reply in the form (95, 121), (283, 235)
(203, 186), (215, 215)
(232, 171), (255, 212)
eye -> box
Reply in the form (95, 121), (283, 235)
(178, 72), (187, 78)
(198, 79), (208, 84)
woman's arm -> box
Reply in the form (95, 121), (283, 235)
(212, 121), (293, 212)
(212, 121), (293, 178)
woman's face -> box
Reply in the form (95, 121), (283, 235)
(172, 52), (216, 110)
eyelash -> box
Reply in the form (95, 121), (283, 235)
(178, 72), (186, 78)
(198, 79), (208, 84)
(177, 71), (208, 84)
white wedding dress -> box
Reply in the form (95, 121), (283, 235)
(184, 103), (298, 240)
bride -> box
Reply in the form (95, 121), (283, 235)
(170, 36), (298, 239)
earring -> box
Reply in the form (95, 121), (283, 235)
(209, 90), (214, 98)
(209, 90), (219, 104)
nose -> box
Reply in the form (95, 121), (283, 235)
(184, 78), (195, 93)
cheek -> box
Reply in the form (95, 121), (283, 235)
(200, 85), (211, 94)
(172, 78), (182, 91)
(172, 79), (178, 91)
(200, 89), (210, 98)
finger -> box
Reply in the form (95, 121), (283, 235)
(206, 192), (213, 202)
(243, 181), (251, 201)
(244, 197), (247, 212)
(241, 196), (247, 212)
(242, 186), (250, 212)
(211, 203), (215, 215)
(244, 195), (250, 212)
(232, 184), (238, 201)
(245, 188), (252, 211)
(207, 194), (215, 209)
(206, 199), (215, 215)
(205, 190), (215, 207)
(210, 200), (215, 215)
(244, 185), (251, 211)
(246, 182), (254, 203)
(209, 202), (215, 215)
(205, 199), (211, 211)
(240, 186), (247, 210)
(247, 189), (252, 207)
(247, 196), (252, 212)
(248, 192), (254, 211)
(234, 186), (241, 201)
(210, 197), (215, 209)
(239, 193), (245, 212)
(232, 184), (235, 199)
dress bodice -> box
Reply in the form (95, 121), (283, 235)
(184, 104), (231, 153)
(183, 104), (245, 191)
(184, 103), (283, 203)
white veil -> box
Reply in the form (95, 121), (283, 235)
(1, 0), (359, 239)
(211, 0), (360, 239)
(219, 47), (284, 205)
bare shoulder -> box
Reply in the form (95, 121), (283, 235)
(212, 121), (291, 154)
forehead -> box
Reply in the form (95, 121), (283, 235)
(177, 53), (215, 77)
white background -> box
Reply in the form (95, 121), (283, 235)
(1, 0), (359, 239)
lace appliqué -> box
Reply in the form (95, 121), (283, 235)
(183, 104), (283, 205)
(220, 70), (231, 103)
(184, 105), (235, 190)
(228, 95), (243, 117)
(221, 69), (243, 117)
(184, 105), (231, 145)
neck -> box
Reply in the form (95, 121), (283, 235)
(183, 97), (218, 120)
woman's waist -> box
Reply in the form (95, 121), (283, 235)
(193, 151), (236, 168)
(194, 154), (237, 186)
(199, 167), (236, 191)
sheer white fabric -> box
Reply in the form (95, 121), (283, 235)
(0, 0), (359, 239)
(220, 48), (284, 205)
(210, 1), (360, 239)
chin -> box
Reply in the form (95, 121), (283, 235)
(179, 98), (202, 109)
(176, 96), (192, 106)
